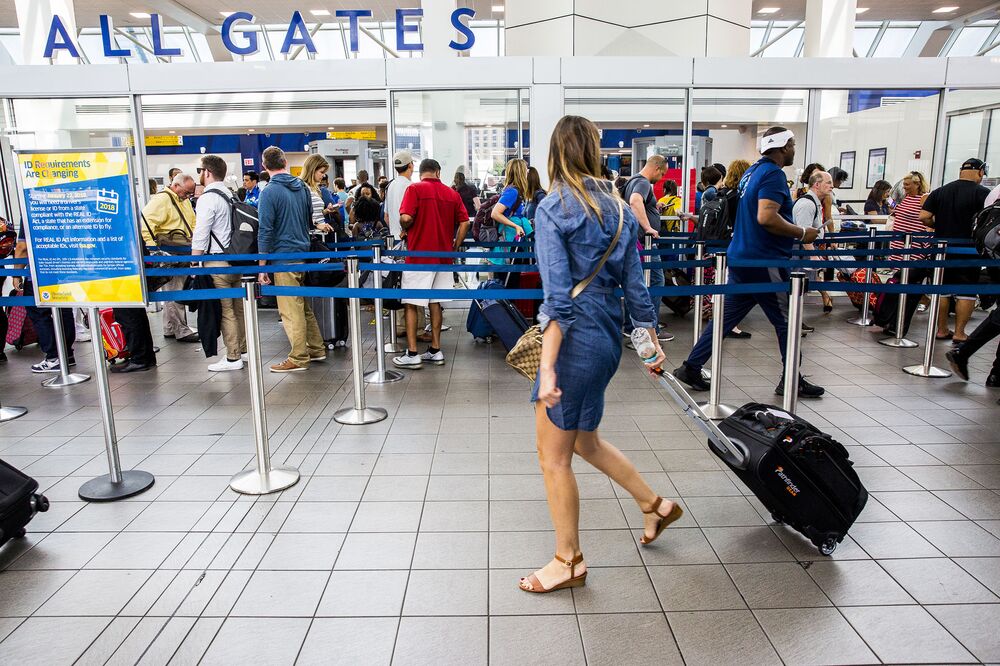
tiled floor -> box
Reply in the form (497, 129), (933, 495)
(1, 298), (999, 665)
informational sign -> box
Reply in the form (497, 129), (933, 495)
(145, 135), (183, 147)
(15, 148), (146, 307)
(243, 158), (255, 167)
(327, 130), (377, 140)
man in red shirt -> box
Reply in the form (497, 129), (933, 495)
(393, 158), (470, 369)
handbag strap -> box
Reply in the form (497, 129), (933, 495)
(571, 200), (625, 299)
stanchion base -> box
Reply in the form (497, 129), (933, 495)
(879, 337), (919, 348)
(384, 342), (405, 353)
(364, 369), (404, 384)
(334, 406), (388, 425)
(846, 316), (874, 326)
(903, 364), (952, 378)
(42, 372), (91, 388)
(0, 406), (28, 422)
(697, 402), (737, 420)
(229, 466), (300, 495)
(78, 470), (155, 502)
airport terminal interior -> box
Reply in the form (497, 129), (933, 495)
(1, 0), (1000, 664)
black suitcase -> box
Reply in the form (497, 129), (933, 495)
(657, 373), (867, 556)
(0, 459), (49, 547)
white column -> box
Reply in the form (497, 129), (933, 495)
(803, 0), (857, 57)
(529, 79), (564, 188)
(421, 0), (459, 58)
(15, 0), (77, 65)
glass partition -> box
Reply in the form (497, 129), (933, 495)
(391, 89), (524, 194)
(944, 89), (1000, 188)
(691, 88), (809, 211)
(814, 89), (940, 205)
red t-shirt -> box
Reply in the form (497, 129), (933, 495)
(399, 177), (467, 265)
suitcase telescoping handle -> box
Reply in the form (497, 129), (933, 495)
(654, 369), (750, 470)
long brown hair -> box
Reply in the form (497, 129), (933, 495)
(503, 158), (529, 202)
(301, 154), (329, 194)
(547, 115), (607, 222)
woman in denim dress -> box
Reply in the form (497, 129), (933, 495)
(519, 116), (684, 594)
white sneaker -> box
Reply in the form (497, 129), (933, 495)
(424, 324), (452, 332)
(420, 349), (445, 365)
(392, 353), (423, 369)
(208, 358), (244, 372)
(30, 358), (61, 373)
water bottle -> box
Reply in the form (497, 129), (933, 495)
(630, 328), (658, 364)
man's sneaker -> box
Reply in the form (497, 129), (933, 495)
(946, 350), (969, 381)
(310, 353), (328, 362)
(270, 359), (306, 373)
(425, 324), (451, 333)
(208, 358), (244, 372)
(673, 363), (710, 392)
(30, 358), (61, 373)
(986, 373), (999, 388)
(421, 349), (445, 365)
(392, 352), (423, 369)
(775, 376), (825, 398)
(801, 323), (815, 333)
(657, 330), (675, 343)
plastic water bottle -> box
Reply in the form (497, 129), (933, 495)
(630, 328), (658, 364)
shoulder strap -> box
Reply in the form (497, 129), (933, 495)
(162, 191), (193, 235)
(571, 200), (625, 299)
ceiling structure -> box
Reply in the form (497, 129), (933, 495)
(751, 0), (1000, 21)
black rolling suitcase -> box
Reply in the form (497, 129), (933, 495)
(0, 459), (49, 547)
(657, 372), (867, 556)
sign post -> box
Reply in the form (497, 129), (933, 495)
(15, 147), (154, 501)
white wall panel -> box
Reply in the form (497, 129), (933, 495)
(944, 57), (1000, 87)
(573, 0), (709, 28)
(505, 19), (574, 58)
(708, 0), (753, 26)
(505, 0), (574, 29)
(693, 57), (947, 89)
(706, 18), (751, 58)
(562, 57), (694, 87)
(0, 64), (129, 96)
(631, 20), (711, 57)
(386, 56), (532, 87)
(128, 61), (388, 94)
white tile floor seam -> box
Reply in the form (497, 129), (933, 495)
(1, 303), (999, 664)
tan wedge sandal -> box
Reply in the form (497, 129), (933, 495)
(640, 496), (684, 545)
(518, 553), (587, 593)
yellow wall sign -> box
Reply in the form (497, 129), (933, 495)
(326, 130), (377, 140)
(145, 135), (184, 147)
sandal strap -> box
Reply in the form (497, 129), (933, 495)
(554, 552), (584, 577)
(643, 496), (663, 515)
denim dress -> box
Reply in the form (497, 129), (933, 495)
(532, 178), (658, 431)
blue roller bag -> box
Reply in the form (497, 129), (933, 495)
(481, 299), (529, 352)
(467, 279), (503, 341)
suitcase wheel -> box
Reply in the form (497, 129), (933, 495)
(770, 512), (784, 525)
(32, 494), (50, 513)
(817, 538), (838, 556)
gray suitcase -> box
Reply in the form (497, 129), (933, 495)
(310, 296), (347, 349)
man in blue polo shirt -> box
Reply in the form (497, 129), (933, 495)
(674, 126), (825, 398)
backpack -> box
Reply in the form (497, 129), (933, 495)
(202, 188), (259, 266)
(973, 202), (1000, 260)
(695, 196), (729, 242)
(472, 192), (521, 244)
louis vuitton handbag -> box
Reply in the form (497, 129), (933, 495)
(506, 201), (625, 381)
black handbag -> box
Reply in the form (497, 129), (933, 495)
(304, 235), (347, 288)
(382, 268), (403, 310)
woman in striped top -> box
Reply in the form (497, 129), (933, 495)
(886, 171), (931, 336)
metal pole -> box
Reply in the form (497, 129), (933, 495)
(643, 235), (653, 287)
(904, 243), (952, 378)
(847, 226), (878, 326)
(694, 242), (711, 381)
(698, 252), (737, 420)
(230, 277), (300, 494)
(78, 307), (155, 501)
(782, 272), (807, 413)
(364, 244), (403, 384)
(335, 257), (388, 425)
(42, 307), (91, 387)
(880, 232), (918, 348)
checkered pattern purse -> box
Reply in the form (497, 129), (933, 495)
(506, 202), (624, 381)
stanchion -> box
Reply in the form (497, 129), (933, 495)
(230, 277), (300, 495)
(78, 308), (155, 501)
(697, 252), (737, 420)
(384, 237), (405, 354)
(335, 257), (388, 425)
(903, 243), (952, 378)
(782, 272), (808, 413)
(643, 235), (653, 287)
(364, 244), (403, 384)
(847, 226), (878, 326)
(0, 398), (28, 422)
(41, 308), (91, 388)
(879, 232), (918, 348)
(693, 242), (711, 381)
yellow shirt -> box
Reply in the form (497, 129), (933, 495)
(657, 195), (682, 232)
(140, 189), (195, 246)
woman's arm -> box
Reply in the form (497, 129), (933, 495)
(536, 323), (564, 407)
(491, 202), (524, 235)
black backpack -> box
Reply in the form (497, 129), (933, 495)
(695, 195), (729, 242)
(973, 202), (1000, 260)
(202, 188), (259, 266)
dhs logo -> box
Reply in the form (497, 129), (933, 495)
(41, 292), (51, 301)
